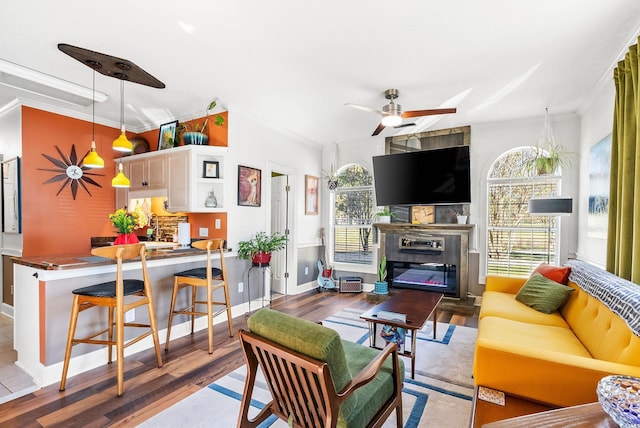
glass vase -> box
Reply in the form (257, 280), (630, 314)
(205, 190), (217, 208)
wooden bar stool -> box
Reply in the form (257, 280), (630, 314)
(165, 238), (233, 354)
(59, 243), (163, 396)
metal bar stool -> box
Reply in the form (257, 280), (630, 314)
(165, 238), (233, 354)
(59, 243), (163, 396)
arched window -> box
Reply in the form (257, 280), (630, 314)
(333, 164), (374, 266)
(486, 147), (562, 277)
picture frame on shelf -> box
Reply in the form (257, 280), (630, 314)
(305, 174), (318, 215)
(203, 160), (219, 178)
(238, 165), (261, 207)
(157, 120), (178, 151)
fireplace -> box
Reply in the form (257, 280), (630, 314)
(376, 223), (472, 300)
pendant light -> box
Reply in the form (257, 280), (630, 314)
(112, 161), (130, 188)
(112, 78), (133, 153)
(83, 67), (105, 168)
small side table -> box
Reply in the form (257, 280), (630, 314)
(245, 262), (272, 315)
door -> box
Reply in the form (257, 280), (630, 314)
(271, 174), (289, 294)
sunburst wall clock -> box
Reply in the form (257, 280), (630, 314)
(38, 144), (104, 200)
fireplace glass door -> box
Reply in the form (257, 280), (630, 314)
(389, 261), (457, 296)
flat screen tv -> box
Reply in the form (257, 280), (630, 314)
(372, 146), (471, 206)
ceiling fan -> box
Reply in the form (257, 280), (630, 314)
(346, 89), (456, 136)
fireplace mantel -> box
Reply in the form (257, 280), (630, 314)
(374, 223), (473, 234)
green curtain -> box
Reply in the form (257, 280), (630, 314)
(607, 38), (640, 283)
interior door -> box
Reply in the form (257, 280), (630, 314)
(271, 174), (288, 294)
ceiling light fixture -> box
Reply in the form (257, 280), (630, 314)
(111, 162), (130, 188)
(381, 100), (402, 127)
(112, 77), (133, 153)
(82, 66), (105, 168)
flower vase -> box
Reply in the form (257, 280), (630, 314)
(114, 232), (140, 245)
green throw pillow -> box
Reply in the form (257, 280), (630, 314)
(515, 273), (574, 314)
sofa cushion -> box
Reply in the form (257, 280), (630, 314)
(478, 316), (592, 358)
(532, 263), (571, 284)
(480, 290), (569, 327)
(516, 273), (574, 314)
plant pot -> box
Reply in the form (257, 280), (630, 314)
(114, 233), (139, 245)
(377, 215), (391, 224)
(327, 179), (338, 190)
(251, 251), (272, 265)
(457, 215), (467, 224)
(183, 131), (209, 146)
(374, 281), (389, 295)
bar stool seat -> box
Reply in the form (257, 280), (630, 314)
(59, 243), (163, 396)
(165, 238), (233, 354)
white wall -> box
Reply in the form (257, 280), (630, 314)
(226, 107), (323, 288)
(576, 82), (615, 267)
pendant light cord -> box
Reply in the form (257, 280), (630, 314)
(92, 70), (96, 141)
(120, 79), (124, 130)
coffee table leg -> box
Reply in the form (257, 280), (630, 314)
(433, 307), (438, 339)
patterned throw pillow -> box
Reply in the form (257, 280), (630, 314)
(532, 263), (571, 285)
(516, 273), (574, 314)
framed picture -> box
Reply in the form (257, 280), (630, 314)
(305, 175), (319, 215)
(203, 161), (220, 178)
(238, 165), (261, 207)
(157, 120), (178, 151)
(2, 157), (21, 233)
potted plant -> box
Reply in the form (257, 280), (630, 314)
(109, 208), (144, 244)
(524, 142), (574, 176)
(178, 100), (225, 146)
(321, 164), (339, 190)
(237, 231), (287, 265)
(374, 208), (396, 224)
(374, 255), (388, 295)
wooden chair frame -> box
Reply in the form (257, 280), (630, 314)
(237, 329), (403, 428)
(165, 238), (233, 354)
(59, 243), (163, 396)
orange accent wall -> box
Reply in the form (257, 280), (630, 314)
(21, 107), (228, 257)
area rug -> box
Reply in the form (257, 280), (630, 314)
(139, 308), (477, 427)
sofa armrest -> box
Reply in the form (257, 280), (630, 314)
(485, 275), (527, 294)
(474, 337), (640, 407)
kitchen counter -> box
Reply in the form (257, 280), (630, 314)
(12, 244), (239, 387)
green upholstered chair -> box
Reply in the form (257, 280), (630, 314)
(237, 308), (404, 428)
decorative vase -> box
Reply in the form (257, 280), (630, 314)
(205, 190), (218, 208)
(114, 232), (140, 245)
(251, 251), (272, 265)
(183, 131), (209, 146)
(374, 281), (389, 295)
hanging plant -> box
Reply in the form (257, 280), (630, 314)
(321, 164), (339, 190)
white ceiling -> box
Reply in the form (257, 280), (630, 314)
(1, 0), (640, 146)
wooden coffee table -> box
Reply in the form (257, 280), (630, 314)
(360, 289), (443, 379)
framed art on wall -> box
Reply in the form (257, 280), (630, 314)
(305, 175), (318, 215)
(203, 161), (219, 178)
(238, 165), (261, 207)
(157, 120), (178, 150)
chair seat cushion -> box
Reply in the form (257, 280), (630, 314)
(173, 267), (222, 279)
(339, 340), (405, 427)
(72, 279), (144, 297)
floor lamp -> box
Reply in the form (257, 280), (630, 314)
(528, 196), (573, 263)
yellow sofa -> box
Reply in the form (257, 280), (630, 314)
(474, 259), (640, 407)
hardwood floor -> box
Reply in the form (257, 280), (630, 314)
(0, 290), (479, 427)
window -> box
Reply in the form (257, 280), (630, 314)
(333, 165), (374, 265)
(487, 147), (561, 277)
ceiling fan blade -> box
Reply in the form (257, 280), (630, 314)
(393, 123), (416, 129)
(371, 123), (386, 136)
(345, 103), (384, 115)
(402, 108), (457, 119)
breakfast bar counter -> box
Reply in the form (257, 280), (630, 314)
(13, 245), (237, 387)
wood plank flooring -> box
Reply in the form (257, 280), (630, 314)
(0, 290), (479, 427)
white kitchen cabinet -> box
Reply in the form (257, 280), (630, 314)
(114, 145), (226, 212)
